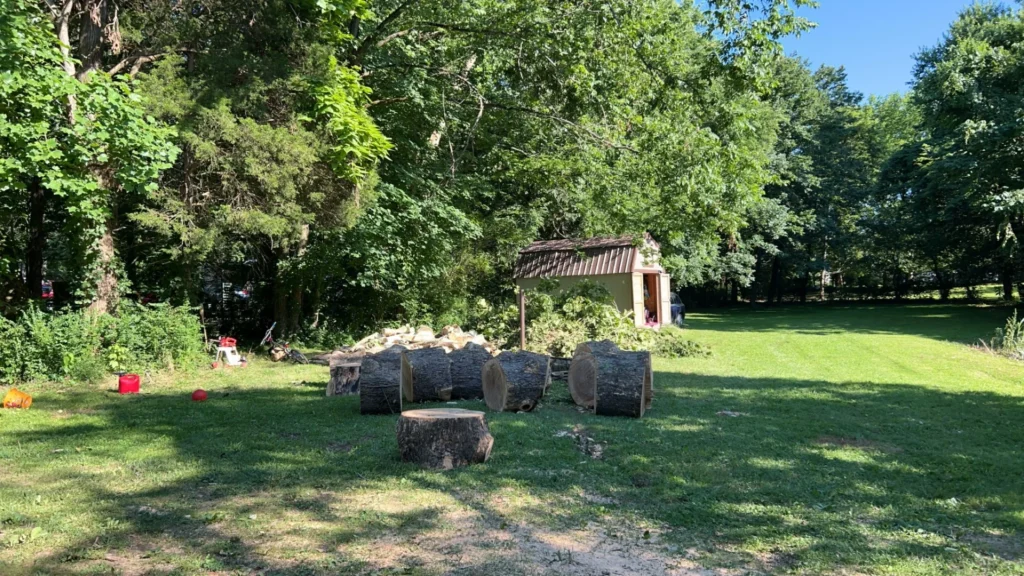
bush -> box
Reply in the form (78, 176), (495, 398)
(0, 303), (204, 384)
(989, 310), (1024, 359)
(467, 281), (709, 359)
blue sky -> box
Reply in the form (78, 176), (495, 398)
(782, 0), (978, 97)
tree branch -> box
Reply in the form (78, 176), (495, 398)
(489, 103), (638, 153)
(350, 0), (419, 63)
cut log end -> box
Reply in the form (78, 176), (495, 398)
(397, 408), (493, 470)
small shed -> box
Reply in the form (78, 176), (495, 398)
(514, 235), (671, 328)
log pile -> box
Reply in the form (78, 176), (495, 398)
(313, 325), (496, 367)
(482, 351), (551, 412)
(397, 408), (494, 469)
(568, 340), (652, 418)
(359, 346), (405, 415)
(401, 347), (453, 402)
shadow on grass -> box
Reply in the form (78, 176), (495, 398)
(686, 302), (1020, 343)
(7, 367), (1024, 574)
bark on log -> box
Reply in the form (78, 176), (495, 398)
(397, 408), (493, 470)
(401, 347), (452, 402)
(482, 351), (550, 412)
(359, 346), (405, 414)
(568, 340), (620, 408)
(449, 342), (491, 399)
(327, 363), (360, 396)
(587, 350), (650, 418)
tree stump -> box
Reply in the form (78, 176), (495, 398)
(396, 408), (494, 469)
(401, 347), (453, 402)
(582, 350), (649, 418)
(482, 351), (550, 412)
(326, 363), (360, 396)
(359, 346), (405, 415)
(449, 342), (491, 399)
(568, 340), (620, 408)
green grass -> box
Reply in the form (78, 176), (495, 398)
(1, 303), (1023, 575)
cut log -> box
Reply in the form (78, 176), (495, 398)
(568, 340), (620, 408)
(397, 408), (494, 469)
(587, 350), (650, 418)
(449, 342), (491, 399)
(326, 363), (361, 396)
(359, 346), (405, 415)
(401, 347), (452, 402)
(482, 351), (550, 412)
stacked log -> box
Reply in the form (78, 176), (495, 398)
(401, 347), (453, 402)
(568, 341), (651, 418)
(482, 351), (551, 412)
(449, 342), (491, 400)
(396, 408), (494, 470)
(359, 346), (405, 415)
(568, 340), (620, 408)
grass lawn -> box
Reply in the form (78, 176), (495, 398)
(1, 303), (1023, 575)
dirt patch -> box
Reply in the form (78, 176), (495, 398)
(815, 436), (901, 453)
(962, 531), (1023, 560)
(555, 425), (604, 459)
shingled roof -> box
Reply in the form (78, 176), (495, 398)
(513, 235), (658, 279)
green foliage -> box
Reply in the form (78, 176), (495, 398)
(989, 310), (1024, 359)
(0, 305), (203, 384)
(468, 286), (708, 359)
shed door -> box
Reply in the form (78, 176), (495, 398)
(631, 273), (644, 327)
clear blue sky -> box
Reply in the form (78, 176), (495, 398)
(782, 0), (978, 97)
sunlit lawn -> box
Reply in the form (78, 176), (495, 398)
(1, 303), (1023, 575)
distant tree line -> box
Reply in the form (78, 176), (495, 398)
(1, 0), (1022, 338)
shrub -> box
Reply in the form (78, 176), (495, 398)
(989, 310), (1024, 359)
(0, 303), (203, 383)
(467, 282), (709, 359)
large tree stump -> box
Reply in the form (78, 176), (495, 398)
(482, 351), (550, 412)
(326, 363), (360, 396)
(449, 342), (491, 399)
(359, 346), (405, 415)
(568, 340), (621, 408)
(396, 408), (494, 469)
(401, 347), (453, 402)
(579, 350), (650, 418)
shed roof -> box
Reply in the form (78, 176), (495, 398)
(513, 235), (658, 279)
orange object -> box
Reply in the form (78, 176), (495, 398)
(2, 388), (32, 409)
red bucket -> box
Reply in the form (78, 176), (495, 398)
(118, 373), (140, 394)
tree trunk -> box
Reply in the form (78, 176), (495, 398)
(273, 245), (288, 331)
(77, 0), (110, 81)
(87, 220), (118, 314)
(401, 347), (452, 402)
(730, 279), (738, 303)
(1001, 264), (1014, 301)
(449, 342), (490, 400)
(768, 255), (781, 306)
(482, 351), (550, 412)
(592, 351), (651, 418)
(568, 340), (620, 408)
(26, 178), (45, 301)
(799, 270), (809, 303)
(396, 408), (493, 470)
(359, 346), (404, 415)
(287, 224), (309, 334)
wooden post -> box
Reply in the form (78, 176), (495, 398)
(518, 287), (526, 350)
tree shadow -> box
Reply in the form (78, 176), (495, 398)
(4, 366), (1024, 574)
